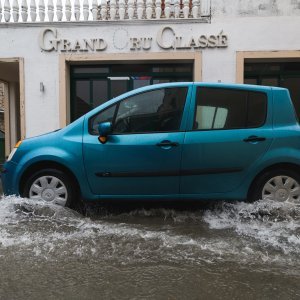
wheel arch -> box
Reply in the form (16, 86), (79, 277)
(19, 160), (81, 197)
(247, 162), (300, 199)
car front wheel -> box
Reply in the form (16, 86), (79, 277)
(250, 168), (300, 204)
(23, 169), (74, 207)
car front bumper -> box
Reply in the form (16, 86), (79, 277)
(1, 161), (20, 196)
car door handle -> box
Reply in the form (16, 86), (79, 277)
(156, 140), (179, 147)
(243, 136), (266, 143)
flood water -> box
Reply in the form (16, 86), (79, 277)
(0, 196), (299, 299)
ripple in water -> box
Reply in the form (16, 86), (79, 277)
(0, 196), (299, 270)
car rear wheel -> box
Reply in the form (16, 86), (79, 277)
(23, 169), (75, 208)
(250, 168), (300, 204)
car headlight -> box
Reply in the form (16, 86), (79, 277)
(7, 140), (22, 162)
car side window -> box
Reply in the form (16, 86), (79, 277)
(89, 87), (188, 135)
(193, 87), (267, 130)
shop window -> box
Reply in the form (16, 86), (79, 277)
(110, 78), (129, 98)
(74, 80), (91, 117)
(244, 61), (300, 120)
(71, 63), (193, 122)
(93, 80), (108, 107)
(73, 67), (109, 74)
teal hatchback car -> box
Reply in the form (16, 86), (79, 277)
(2, 82), (300, 209)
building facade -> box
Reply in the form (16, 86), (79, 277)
(0, 0), (300, 158)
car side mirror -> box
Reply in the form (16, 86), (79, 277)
(98, 122), (112, 144)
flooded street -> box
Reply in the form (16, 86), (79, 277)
(0, 196), (299, 299)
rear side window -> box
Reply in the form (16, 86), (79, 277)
(193, 87), (267, 130)
(247, 91), (268, 127)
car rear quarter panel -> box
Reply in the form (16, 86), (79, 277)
(236, 88), (300, 197)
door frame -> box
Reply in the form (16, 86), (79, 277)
(0, 58), (25, 155)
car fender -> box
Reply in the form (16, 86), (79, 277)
(15, 147), (92, 198)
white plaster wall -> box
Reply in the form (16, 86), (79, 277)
(0, 13), (299, 137)
(211, 0), (300, 17)
(0, 25), (59, 137)
(203, 15), (300, 82)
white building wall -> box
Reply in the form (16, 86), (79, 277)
(211, 0), (300, 17)
(0, 0), (299, 137)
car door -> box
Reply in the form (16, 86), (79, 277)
(180, 84), (274, 196)
(83, 84), (192, 197)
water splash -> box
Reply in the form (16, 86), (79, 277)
(203, 199), (300, 254)
(0, 196), (299, 270)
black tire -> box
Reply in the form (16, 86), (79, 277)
(249, 168), (300, 203)
(23, 168), (77, 208)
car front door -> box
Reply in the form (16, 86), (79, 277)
(180, 85), (273, 196)
(83, 84), (192, 197)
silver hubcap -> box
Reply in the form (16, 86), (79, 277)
(262, 175), (300, 204)
(29, 176), (68, 206)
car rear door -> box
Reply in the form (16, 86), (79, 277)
(180, 84), (274, 196)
